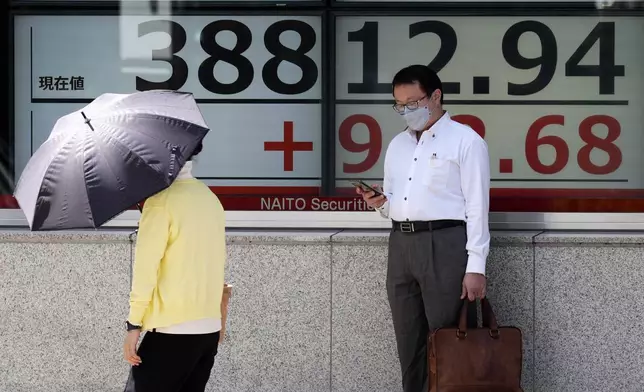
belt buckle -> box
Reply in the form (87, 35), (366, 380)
(400, 222), (414, 233)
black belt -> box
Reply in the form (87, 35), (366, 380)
(392, 219), (464, 233)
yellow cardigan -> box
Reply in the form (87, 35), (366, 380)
(127, 178), (226, 331)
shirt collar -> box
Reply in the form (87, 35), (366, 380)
(176, 161), (194, 180)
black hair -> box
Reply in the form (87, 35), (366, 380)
(392, 65), (444, 104)
(187, 141), (203, 161)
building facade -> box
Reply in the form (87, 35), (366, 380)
(2, 1), (644, 392)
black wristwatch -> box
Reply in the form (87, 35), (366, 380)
(126, 321), (142, 331)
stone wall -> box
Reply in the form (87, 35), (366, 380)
(2, 229), (643, 392)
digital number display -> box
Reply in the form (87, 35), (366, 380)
(14, 15), (323, 191)
(9, 13), (644, 213)
(134, 18), (318, 95)
(335, 16), (644, 193)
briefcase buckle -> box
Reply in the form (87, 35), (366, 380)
(400, 222), (415, 233)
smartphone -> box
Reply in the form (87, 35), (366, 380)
(350, 180), (383, 197)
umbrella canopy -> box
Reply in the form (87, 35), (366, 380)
(14, 90), (210, 231)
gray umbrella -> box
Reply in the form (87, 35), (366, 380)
(14, 90), (210, 231)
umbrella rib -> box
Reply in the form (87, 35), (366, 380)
(14, 128), (79, 229)
(106, 119), (169, 147)
(103, 112), (208, 147)
(93, 132), (130, 196)
(80, 131), (170, 228)
(86, 132), (131, 225)
(16, 126), (78, 191)
(100, 129), (170, 186)
(79, 133), (96, 228)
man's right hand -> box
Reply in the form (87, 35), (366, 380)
(356, 185), (387, 209)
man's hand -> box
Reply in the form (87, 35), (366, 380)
(461, 273), (486, 302)
(356, 184), (387, 209)
(123, 330), (142, 366)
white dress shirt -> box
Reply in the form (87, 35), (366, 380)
(377, 112), (491, 275)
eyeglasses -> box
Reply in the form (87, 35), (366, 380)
(392, 96), (427, 114)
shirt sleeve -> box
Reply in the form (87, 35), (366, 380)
(459, 136), (491, 275)
(376, 145), (393, 219)
(127, 203), (170, 326)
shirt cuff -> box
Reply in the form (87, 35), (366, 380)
(127, 305), (146, 327)
(465, 254), (486, 276)
(375, 200), (389, 219)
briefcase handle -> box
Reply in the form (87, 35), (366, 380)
(457, 298), (500, 339)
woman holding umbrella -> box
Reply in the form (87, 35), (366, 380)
(14, 90), (226, 392)
(123, 140), (227, 392)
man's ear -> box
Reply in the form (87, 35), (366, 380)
(432, 89), (442, 103)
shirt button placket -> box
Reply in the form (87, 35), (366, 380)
(404, 140), (423, 221)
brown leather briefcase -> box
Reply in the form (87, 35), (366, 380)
(428, 299), (523, 392)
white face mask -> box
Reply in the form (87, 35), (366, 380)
(401, 106), (431, 131)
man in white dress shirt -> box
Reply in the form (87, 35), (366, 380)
(357, 64), (491, 392)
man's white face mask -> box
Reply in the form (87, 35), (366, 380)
(401, 105), (431, 131)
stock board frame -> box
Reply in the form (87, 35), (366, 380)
(4, 1), (644, 230)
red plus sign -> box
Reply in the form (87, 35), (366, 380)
(264, 121), (313, 171)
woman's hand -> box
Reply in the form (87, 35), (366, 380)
(123, 330), (142, 366)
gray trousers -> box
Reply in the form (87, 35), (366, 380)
(386, 225), (473, 392)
